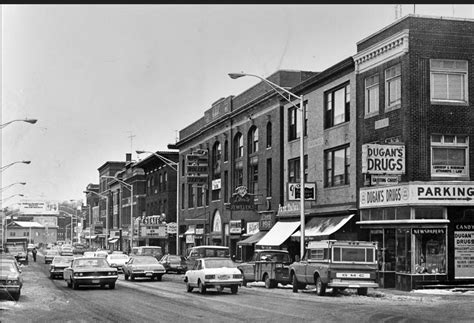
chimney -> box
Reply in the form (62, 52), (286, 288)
(126, 153), (132, 162)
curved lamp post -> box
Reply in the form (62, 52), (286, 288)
(229, 72), (306, 258)
(136, 150), (179, 254)
(1, 160), (31, 172)
(0, 182), (26, 193)
(101, 175), (133, 253)
(0, 118), (37, 130)
(1, 193), (25, 203)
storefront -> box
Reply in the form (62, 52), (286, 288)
(359, 182), (474, 290)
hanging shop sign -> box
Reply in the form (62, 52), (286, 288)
(362, 144), (405, 174)
(259, 212), (275, 231)
(229, 186), (256, 211)
(212, 178), (222, 190)
(454, 224), (474, 279)
(166, 222), (177, 234)
(229, 220), (243, 234)
(360, 182), (474, 208)
(247, 222), (259, 235)
(186, 150), (209, 186)
(288, 183), (316, 201)
(146, 224), (167, 238)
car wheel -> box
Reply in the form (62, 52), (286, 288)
(242, 277), (248, 287)
(198, 280), (206, 294)
(292, 274), (299, 293)
(72, 280), (79, 290)
(230, 285), (238, 294)
(357, 288), (368, 296)
(315, 277), (326, 296)
(109, 282), (116, 289)
(264, 275), (275, 289)
(100, 284), (106, 289)
(186, 282), (193, 293)
(156, 274), (162, 281)
(124, 273), (129, 280)
(216, 286), (224, 293)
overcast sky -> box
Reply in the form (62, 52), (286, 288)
(2, 4), (473, 206)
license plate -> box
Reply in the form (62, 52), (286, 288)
(92, 280), (100, 284)
(218, 275), (230, 280)
(146, 272), (153, 276)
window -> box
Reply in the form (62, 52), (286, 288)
(248, 156), (258, 193)
(181, 183), (185, 209)
(430, 59), (468, 103)
(233, 133), (243, 158)
(325, 83), (350, 128)
(224, 140), (229, 162)
(325, 146), (350, 187)
(188, 184), (194, 208)
(181, 158), (185, 176)
(197, 186), (204, 207)
(164, 172), (167, 190)
(234, 160), (243, 187)
(212, 141), (222, 179)
(248, 126), (258, 154)
(288, 102), (307, 141)
(224, 171), (229, 203)
(288, 155), (308, 183)
(365, 74), (379, 116)
(385, 64), (401, 109)
(431, 134), (469, 178)
(266, 158), (272, 197)
(266, 122), (272, 148)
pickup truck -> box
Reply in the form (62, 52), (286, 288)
(237, 249), (292, 288)
(5, 242), (28, 265)
(289, 240), (379, 296)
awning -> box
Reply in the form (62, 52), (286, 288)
(256, 221), (300, 247)
(108, 238), (118, 244)
(184, 228), (195, 235)
(237, 231), (267, 246)
(84, 235), (97, 240)
(292, 214), (355, 238)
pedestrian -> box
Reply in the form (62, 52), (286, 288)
(32, 247), (37, 262)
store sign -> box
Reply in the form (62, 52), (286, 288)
(186, 150), (208, 186)
(212, 179), (221, 190)
(454, 224), (474, 279)
(288, 183), (316, 201)
(229, 220), (243, 234)
(362, 144), (405, 174)
(277, 202), (300, 217)
(166, 222), (177, 234)
(370, 175), (399, 186)
(146, 225), (167, 238)
(19, 200), (59, 215)
(247, 222), (259, 235)
(229, 186), (256, 211)
(186, 234), (195, 244)
(432, 164), (468, 177)
(360, 183), (474, 208)
(259, 213), (275, 231)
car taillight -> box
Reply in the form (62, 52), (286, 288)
(205, 275), (215, 279)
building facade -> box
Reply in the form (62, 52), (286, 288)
(354, 15), (474, 290)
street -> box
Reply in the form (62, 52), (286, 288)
(1, 253), (474, 323)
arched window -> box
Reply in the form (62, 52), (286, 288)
(233, 133), (243, 158)
(248, 126), (258, 154)
(266, 122), (272, 148)
(212, 210), (222, 233)
(212, 141), (222, 179)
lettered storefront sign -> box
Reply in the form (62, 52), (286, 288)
(362, 144), (405, 174)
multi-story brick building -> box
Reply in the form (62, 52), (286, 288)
(176, 70), (316, 259)
(354, 15), (474, 290)
(133, 150), (178, 254)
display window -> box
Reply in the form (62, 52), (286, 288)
(413, 228), (446, 274)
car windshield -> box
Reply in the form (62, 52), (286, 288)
(169, 256), (185, 262)
(6, 246), (24, 253)
(133, 257), (158, 264)
(204, 259), (236, 269)
(262, 253), (291, 262)
(74, 258), (108, 268)
(109, 254), (128, 259)
(53, 256), (74, 264)
(0, 263), (17, 273)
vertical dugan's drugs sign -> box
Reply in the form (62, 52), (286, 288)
(454, 224), (474, 279)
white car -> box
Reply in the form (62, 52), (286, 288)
(106, 253), (129, 272)
(184, 257), (242, 294)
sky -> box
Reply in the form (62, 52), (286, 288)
(1, 4), (473, 206)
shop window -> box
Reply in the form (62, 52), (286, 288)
(395, 228), (411, 273)
(414, 207), (445, 220)
(414, 229), (446, 274)
(396, 207), (411, 220)
(430, 59), (468, 104)
(431, 134), (469, 178)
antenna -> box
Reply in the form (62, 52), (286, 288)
(127, 131), (136, 154)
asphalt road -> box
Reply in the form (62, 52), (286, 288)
(1, 253), (473, 323)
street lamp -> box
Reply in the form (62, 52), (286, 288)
(1, 193), (25, 203)
(101, 175), (133, 253)
(84, 190), (109, 249)
(0, 118), (38, 129)
(229, 72), (306, 258)
(136, 150), (179, 254)
(0, 182), (26, 193)
(59, 211), (78, 244)
(1, 160), (31, 172)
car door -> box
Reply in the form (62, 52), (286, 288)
(187, 260), (201, 286)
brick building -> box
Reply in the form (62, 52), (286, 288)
(354, 15), (474, 290)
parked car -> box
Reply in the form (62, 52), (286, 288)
(63, 257), (118, 289)
(131, 246), (163, 260)
(83, 251), (96, 258)
(94, 251), (109, 258)
(237, 249), (291, 288)
(73, 244), (86, 255)
(44, 249), (61, 264)
(185, 245), (230, 271)
(0, 258), (23, 301)
(60, 246), (74, 256)
(184, 257), (242, 294)
(49, 255), (75, 279)
(123, 256), (166, 281)
(5, 244), (28, 265)
(290, 240), (379, 296)
(106, 253), (129, 272)
(159, 254), (187, 274)
(0, 255), (22, 273)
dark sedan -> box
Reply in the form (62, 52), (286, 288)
(49, 255), (74, 279)
(63, 257), (118, 289)
(159, 254), (187, 274)
(44, 249), (60, 264)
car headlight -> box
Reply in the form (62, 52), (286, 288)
(74, 272), (83, 277)
(6, 280), (19, 285)
(205, 275), (215, 279)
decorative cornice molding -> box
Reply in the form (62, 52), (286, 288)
(353, 30), (409, 74)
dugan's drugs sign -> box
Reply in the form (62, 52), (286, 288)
(362, 144), (405, 174)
